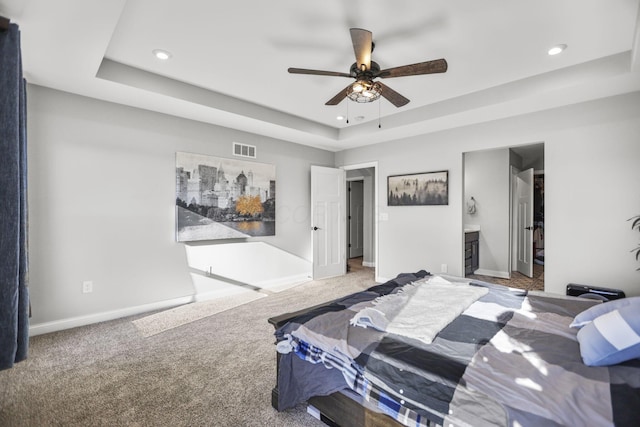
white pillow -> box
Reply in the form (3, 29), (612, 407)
(570, 296), (640, 328)
(576, 302), (640, 366)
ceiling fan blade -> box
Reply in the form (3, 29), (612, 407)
(325, 85), (351, 105)
(378, 82), (410, 107)
(288, 68), (352, 78)
(350, 28), (372, 71)
(377, 58), (448, 78)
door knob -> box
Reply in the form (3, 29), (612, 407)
(312, 226), (320, 231)
(525, 226), (533, 230)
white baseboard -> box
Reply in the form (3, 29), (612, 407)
(362, 261), (375, 268)
(473, 269), (510, 279)
(29, 295), (194, 337)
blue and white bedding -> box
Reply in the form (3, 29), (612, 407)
(274, 271), (640, 427)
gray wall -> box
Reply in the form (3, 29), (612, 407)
(27, 85), (333, 326)
(336, 91), (640, 297)
(26, 84), (640, 331)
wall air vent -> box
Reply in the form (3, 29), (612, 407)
(233, 142), (256, 159)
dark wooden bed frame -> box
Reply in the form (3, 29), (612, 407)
(268, 304), (405, 427)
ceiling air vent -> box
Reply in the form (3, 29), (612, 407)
(233, 142), (256, 159)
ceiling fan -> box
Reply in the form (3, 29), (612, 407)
(288, 28), (447, 108)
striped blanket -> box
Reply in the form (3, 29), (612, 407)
(274, 271), (640, 427)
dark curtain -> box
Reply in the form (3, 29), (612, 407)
(0, 22), (29, 370)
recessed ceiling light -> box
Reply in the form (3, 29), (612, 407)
(354, 115), (365, 121)
(336, 115), (344, 121)
(152, 49), (172, 60)
(548, 44), (567, 56)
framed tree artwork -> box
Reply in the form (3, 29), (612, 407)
(388, 170), (448, 206)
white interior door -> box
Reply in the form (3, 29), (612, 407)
(311, 166), (346, 279)
(348, 181), (364, 258)
(516, 168), (534, 278)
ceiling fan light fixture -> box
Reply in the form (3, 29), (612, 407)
(352, 82), (364, 93)
(347, 80), (382, 103)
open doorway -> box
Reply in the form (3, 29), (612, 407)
(344, 164), (377, 277)
(348, 180), (364, 259)
(463, 143), (544, 291)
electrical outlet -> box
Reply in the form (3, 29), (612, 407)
(82, 281), (93, 293)
(441, 264), (448, 273)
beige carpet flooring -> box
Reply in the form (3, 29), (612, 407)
(133, 291), (268, 337)
(0, 268), (376, 427)
(1, 264), (542, 426)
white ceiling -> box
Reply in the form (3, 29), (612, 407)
(2, 0), (640, 151)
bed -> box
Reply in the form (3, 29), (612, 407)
(268, 271), (640, 427)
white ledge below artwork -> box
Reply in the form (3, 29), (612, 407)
(185, 241), (312, 301)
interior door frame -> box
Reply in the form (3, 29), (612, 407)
(342, 161), (379, 281)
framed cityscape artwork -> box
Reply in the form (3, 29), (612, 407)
(175, 151), (276, 241)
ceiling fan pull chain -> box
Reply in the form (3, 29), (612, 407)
(346, 101), (349, 124)
(378, 99), (382, 129)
